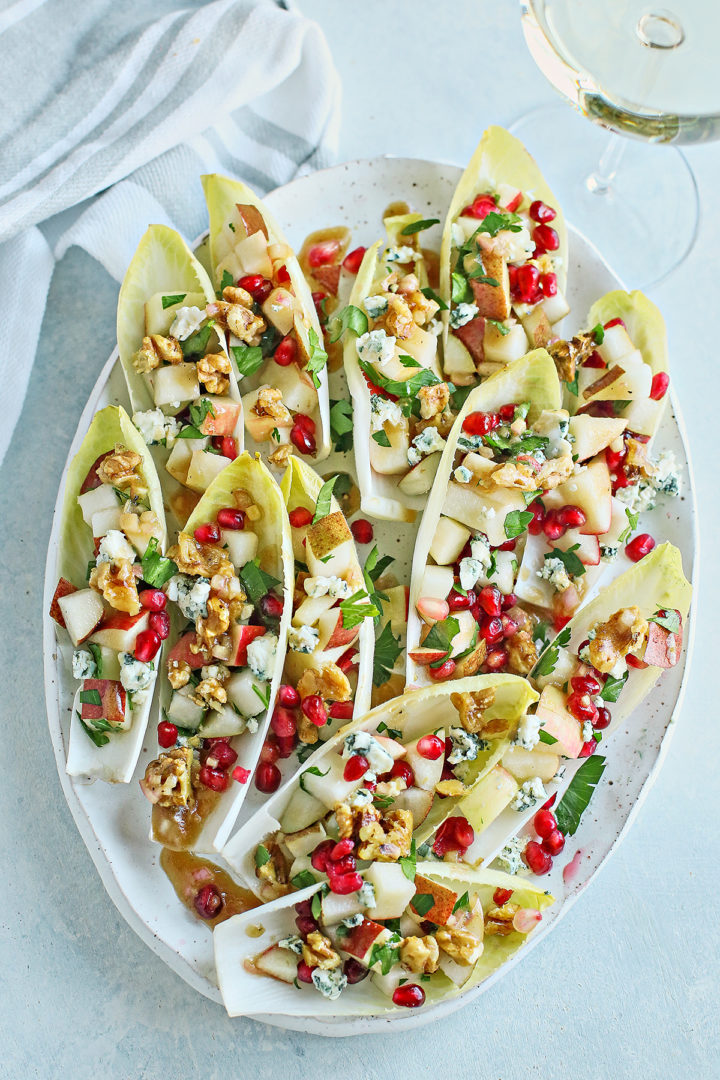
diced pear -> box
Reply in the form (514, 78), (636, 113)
(254, 944), (298, 985)
(77, 483), (118, 527)
(534, 646), (575, 691)
(261, 287), (296, 336)
(371, 965), (409, 998)
(444, 482), (526, 546)
(621, 395), (664, 437)
(166, 686), (206, 730)
(382, 585), (408, 636)
(321, 891), (365, 925)
(226, 669), (268, 717)
(483, 321), (528, 363)
(535, 685), (583, 757)
(429, 516), (471, 566)
(199, 396), (242, 438)
(300, 756), (358, 810)
(221, 527), (258, 569)
(262, 359), (317, 414)
(568, 414), (627, 462)
(151, 362), (200, 407)
(242, 386), (292, 442)
(292, 593), (336, 628)
(450, 610), (477, 657)
(554, 528), (600, 566)
(420, 565), (454, 606)
(459, 765), (519, 832)
(398, 452), (442, 495)
(185, 449), (232, 492)
(580, 362), (651, 403)
(514, 528), (554, 609)
(492, 550), (518, 594)
(370, 419), (410, 476)
(437, 950), (475, 987)
(165, 440), (192, 485)
(284, 822), (327, 859)
(411, 873), (458, 926)
(404, 733), (445, 791)
(392, 787), (435, 829)
(443, 334), (477, 382)
(306, 512), (354, 577)
(502, 745), (560, 783)
(90, 505), (124, 538)
(144, 291), (207, 335)
(236, 230), (273, 277)
(520, 305), (552, 348)
(597, 323), (635, 364)
(469, 251), (510, 320)
(58, 589), (105, 647)
(364, 862), (416, 920)
(199, 704), (248, 738)
(397, 323), (437, 369)
(547, 459), (612, 535)
(280, 786), (326, 833)
(540, 289), (571, 325)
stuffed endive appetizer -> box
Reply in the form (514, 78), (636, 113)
(252, 458), (375, 793)
(214, 864), (553, 1016)
(341, 212), (448, 522)
(49, 406), (168, 783)
(140, 453), (292, 853)
(440, 126), (568, 386)
(117, 225), (242, 525)
(202, 173), (331, 464)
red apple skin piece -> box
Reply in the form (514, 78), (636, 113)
(408, 647), (449, 666)
(643, 618), (682, 668)
(81, 679), (126, 724)
(90, 609), (149, 651)
(342, 919), (387, 963)
(167, 631), (206, 670)
(312, 263), (341, 296)
(236, 203), (268, 239)
(200, 400), (242, 437)
(49, 578), (77, 627)
(79, 452), (111, 494)
(324, 611), (361, 651)
(231, 624), (266, 666)
(452, 315), (486, 363)
(411, 874), (458, 926)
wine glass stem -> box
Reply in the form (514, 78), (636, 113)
(586, 133), (627, 195)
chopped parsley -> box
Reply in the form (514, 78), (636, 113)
(140, 538), (178, 588)
(555, 755), (607, 836)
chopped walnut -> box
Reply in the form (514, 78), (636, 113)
(268, 443), (293, 469)
(222, 285), (254, 307)
(434, 778), (467, 797)
(625, 436), (650, 479)
(226, 304), (266, 343)
(335, 801), (359, 840)
(195, 595), (230, 653)
(253, 386), (292, 425)
(167, 658), (191, 689)
(297, 711), (320, 745)
(358, 808), (413, 862)
(255, 836), (291, 901)
(89, 558), (140, 614)
(506, 605), (534, 635)
(197, 351), (231, 395)
(484, 903), (519, 937)
(396, 273), (439, 325)
(302, 931), (342, 971)
(548, 333), (596, 383)
(97, 445), (145, 496)
(133, 334), (183, 372)
(506, 630), (538, 676)
(435, 925), (483, 965)
(451, 688), (496, 735)
(454, 638), (487, 678)
(119, 507), (162, 547)
(492, 453), (574, 492)
(297, 664), (351, 706)
(382, 293), (415, 340)
(400, 935), (439, 974)
(418, 382), (450, 420)
(168, 533), (234, 579)
(191, 677), (227, 711)
(140, 747), (194, 808)
(588, 607), (649, 674)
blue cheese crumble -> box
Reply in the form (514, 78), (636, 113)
(348, 787), (374, 809)
(511, 776), (547, 812)
(385, 245), (418, 264)
(470, 534), (492, 567)
(340, 913), (364, 930)
(363, 294), (389, 319)
(449, 302), (479, 330)
(447, 725), (483, 765)
(247, 633), (278, 680)
(311, 967), (347, 1000)
(356, 329), (396, 367)
(132, 408), (180, 447)
(514, 712), (541, 751)
(342, 731), (393, 774)
(496, 835), (529, 875)
(119, 652), (154, 694)
(651, 451), (681, 497)
(600, 544), (618, 563)
(581, 720), (594, 743)
(169, 305), (206, 341)
(454, 465), (473, 484)
(278, 935), (304, 955)
(96, 529), (136, 564)
(357, 881), (376, 908)
(304, 575), (351, 600)
(72, 648), (97, 680)
(459, 557), (484, 592)
(537, 557), (572, 592)
(166, 574), (211, 622)
(288, 625), (319, 654)
(370, 393), (403, 429)
(408, 426), (446, 466)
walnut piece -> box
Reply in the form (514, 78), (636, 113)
(222, 285), (255, 307)
(169, 533), (234, 579)
(195, 595), (231, 653)
(297, 664), (351, 706)
(451, 688), (496, 735)
(167, 658), (191, 689)
(484, 903), (519, 937)
(418, 382), (450, 420)
(253, 386), (292, 425)
(97, 445), (145, 496)
(548, 333), (596, 382)
(358, 808), (413, 862)
(90, 558), (140, 614)
(506, 630), (538, 676)
(268, 443), (294, 469)
(400, 935), (439, 974)
(492, 453), (573, 492)
(191, 676), (227, 711)
(119, 507), (162, 547)
(140, 747), (194, 808)
(434, 925), (483, 965)
(255, 836), (291, 901)
(302, 931), (342, 971)
(383, 294), (415, 339)
(588, 607), (649, 675)
(133, 334), (183, 372)
(197, 351), (231, 395)
(396, 273), (439, 325)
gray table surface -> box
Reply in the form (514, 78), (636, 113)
(2, 2), (718, 1077)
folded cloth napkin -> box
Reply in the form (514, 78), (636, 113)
(0, 0), (340, 461)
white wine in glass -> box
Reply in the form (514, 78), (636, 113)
(514, 0), (720, 283)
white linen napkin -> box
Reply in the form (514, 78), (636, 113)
(0, 0), (340, 462)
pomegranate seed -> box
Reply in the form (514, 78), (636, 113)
(583, 350), (605, 369)
(260, 740), (279, 764)
(350, 518), (373, 544)
(310, 840), (336, 873)
(416, 734), (445, 760)
(428, 658), (456, 681)
(571, 674), (601, 695)
(157, 720), (177, 748)
(342, 246), (367, 274)
(344, 958), (368, 983)
(567, 691), (598, 724)
(291, 422), (316, 455)
(462, 410), (500, 436)
(542, 793), (557, 811)
(276, 264), (291, 285)
(149, 610), (170, 640)
(485, 647), (507, 671)
(330, 839), (355, 861)
(605, 446), (626, 472)
(337, 648), (357, 673)
(296, 960), (315, 983)
(650, 371), (670, 400)
(295, 915), (318, 938)
(502, 592), (518, 609)
(255, 761), (281, 793)
(139, 588), (166, 611)
(329, 871), (363, 895)
(559, 504), (586, 528)
(217, 507), (245, 531)
(134, 629), (161, 662)
(278, 684), (300, 708)
(392, 984), (425, 1008)
(343, 754), (369, 782)
(194, 522), (219, 545)
(275, 734), (296, 758)
(461, 194), (496, 219)
(498, 403), (516, 421)
(295, 413), (316, 435)
(363, 779), (377, 792)
(594, 706), (612, 730)
(220, 436), (238, 460)
(579, 739), (596, 758)
(529, 199), (557, 223)
(508, 264), (519, 290)
(604, 317), (626, 330)
(330, 854), (357, 875)
(232, 766), (250, 784)
(311, 291), (328, 317)
(329, 700), (354, 720)
(505, 192), (523, 212)
(533, 809), (557, 839)
(295, 899), (313, 918)
(626, 533), (655, 562)
(501, 614), (519, 639)
(527, 499), (545, 535)
(478, 586), (502, 617)
(261, 593), (284, 619)
(543, 508), (566, 541)
(308, 240), (340, 268)
(494, 887), (514, 905)
(302, 694), (327, 727)
(447, 588), (472, 611)
(271, 707), (296, 738)
(497, 537), (517, 551)
(627, 653), (649, 670)
(289, 506), (313, 528)
(210, 742), (238, 770)
(417, 596), (450, 623)
(554, 614), (571, 633)
(516, 264), (541, 303)
(524, 840), (552, 875)
(513, 908), (542, 933)
(390, 760), (414, 786)
(532, 223), (559, 253)
(238, 274), (273, 303)
(452, 816), (474, 849)
(540, 272), (558, 297)
(199, 765), (228, 792)
(479, 615), (504, 645)
(194, 884), (224, 920)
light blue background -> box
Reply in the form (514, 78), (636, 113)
(1, 2), (717, 1077)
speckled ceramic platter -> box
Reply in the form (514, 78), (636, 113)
(43, 157), (697, 1035)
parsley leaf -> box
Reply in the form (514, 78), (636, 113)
(484, 431), (549, 459)
(478, 210), (522, 237)
(254, 845), (271, 868)
(306, 328), (328, 388)
(311, 891), (323, 921)
(397, 353), (422, 368)
(450, 384), (475, 412)
(141, 538), (178, 588)
(555, 756), (607, 836)
(188, 398), (215, 429)
(504, 510), (534, 540)
(356, 356), (441, 402)
(239, 559), (281, 606)
(329, 399), (353, 452)
(452, 891), (470, 914)
(79, 689), (102, 707)
(401, 218), (440, 235)
(79, 714), (110, 747)
(565, 371), (579, 397)
(591, 323), (605, 344)
(532, 624), (572, 678)
(546, 544), (586, 579)
(312, 475), (338, 523)
(618, 507), (639, 544)
(486, 318), (510, 336)
(377, 720), (403, 739)
(649, 609), (681, 633)
(87, 643), (103, 678)
(412, 893), (435, 917)
(327, 304), (368, 344)
(363, 545), (393, 615)
(399, 839), (417, 882)
(538, 730), (558, 745)
(421, 616), (460, 662)
(162, 293), (186, 309)
(451, 271), (471, 304)
(373, 623), (402, 687)
(421, 286), (448, 311)
(181, 320), (214, 358)
(291, 870), (318, 890)
(372, 430), (391, 447)
(368, 935), (402, 976)
(232, 343), (264, 378)
(299, 766), (329, 794)
(219, 270), (234, 294)
(340, 589), (380, 630)
(600, 670), (628, 702)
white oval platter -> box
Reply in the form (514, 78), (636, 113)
(43, 156), (697, 1035)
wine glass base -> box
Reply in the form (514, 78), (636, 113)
(509, 103), (699, 287)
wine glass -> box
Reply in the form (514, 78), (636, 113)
(513, 1), (720, 285)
